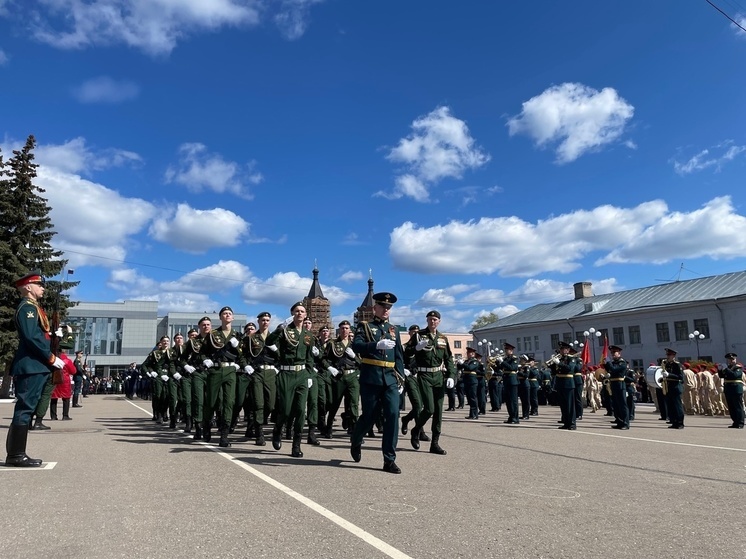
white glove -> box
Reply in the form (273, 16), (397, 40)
(328, 366), (339, 377)
(173, 373), (182, 381)
(456, 358), (464, 365)
(138, 375), (143, 379)
(229, 337), (239, 348)
(52, 357), (65, 369)
(230, 362), (239, 371)
(311, 346), (319, 357)
(398, 385), (404, 394)
(446, 378), (455, 389)
(661, 370), (669, 377)
(183, 364), (196, 374)
(282, 316), (294, 328)
(54, 327), (64, 338)
(244, 365), (254, 375)
(307, 378), (313, 388)
(404, 368), (411, 377)
(267, 344), (278, 352)
(160, 375), (169, 382)
(345, 347), (355, 358)
(203, 359), (214, 369)
(376, 339), (395, 350)
(416, 340), (429, 351)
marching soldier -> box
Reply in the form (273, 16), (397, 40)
(409, 310), (456, 454)
(183, 322), (208, 440)
(517, 354), (530, 420)
(141, 336), (171, 425)
(497, 343), (520, 424)
(322, 320), (360, 438)
(168, 333), (187, 429)
(459, 347), (481, 419)
(350, 292), (405, 474)
(174, 329), (198, 433)
(229, 322), (256, 435)
(603, 345), (629, 429)
(4, 271), (65, 467)
(527, 356), (541, 416)
(718, 353), (745, 428)
(475, 352), (487, 415)
(660, 348), (685, 429)
(266, 302), (314, 458)
(400, 325), (427, 440)
(315, 326), (332, 435)
(243, 312), (279, 445)
(549, 341), (579, 430)
(488, 359), (503, 411)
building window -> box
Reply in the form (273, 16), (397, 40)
(700, 355), (712, 363)
(454, 340), (462, 349)
(656, 322), (670, 343)
(598, 328), (608, 347)
(628, 325), (641, 345)
(674, 320), (689, 342)
(631, 359), (643, 373)
(612, 327), (625, 346)
(562, 332), (572, 344)
(523, 337), (532, 351)
(550, 334), (559, 350)
(534, 336), (540, 351)
(516, 338), (522, 351)
(499, 338), (506, 348)
(693, 318), (710, 339)
(67, 316), (123, 356)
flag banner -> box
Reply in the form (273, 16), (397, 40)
(599, 335), (609, 365)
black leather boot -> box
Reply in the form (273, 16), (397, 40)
(246, 421), (256, 439)
(419, 430), (430, 442)
(429, 436), (447, 455)
(4, 424), (43, 467)
(255, 422), (266, 446)
(33, 416), (51, 431)
(307, 426), (320, 446)
(50, 400), (58, 420)
(284, 423), (292, 440)
(169, 414), (177, 429)
(291, 434), (303, 458)
(272, 425), (282, 450)
(193, 423), (203, 440)
(322, 417), (334, 439)
(203, 421), (212, 443)
(62, 399), (72, 420)
(184, 417), (193, 434)
(410, 426), (420, 450)
(72, 394), (82, 408)
(219, 426), (231, 448)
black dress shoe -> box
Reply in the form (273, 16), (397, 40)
(401, 418), (409, 435)
(383, 461), (401, 474)
(418, 431), (430, 442)
(465, 416), (478, 420)
(612, 425), (629, 430)
(410, 428), (420, 450)
(568, 425), (577, 430)
(351, 445), (361, 462)
(429, 443), (446, 455)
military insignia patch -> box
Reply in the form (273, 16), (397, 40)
(27, 311), (35, 319)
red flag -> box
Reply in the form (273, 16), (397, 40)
(599, 334), (609, 365)
(580, 340), (591, 365)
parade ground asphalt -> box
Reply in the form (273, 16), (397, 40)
(2, 396), (745, 559)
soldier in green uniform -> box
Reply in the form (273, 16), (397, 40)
(184, 321), (210, 439)
(603, 345), (630, 429)
(409, 310), (456, 455)
(314, 326), (332, 436)
(243, 312), (279, 445)
(401, 325), (428, 437)
(302, 317), (322, 446)
(718, 353), (744, 428)
(459, 346), (481, 420)
(322, 320), (359, 438)
(350, 292), (405, 474)
(661, 348), (685, 429)
(199, 306), (245, 447)
(527, 356), (541, 416)
(517, 354), (530, 420)
(140, 336), (171, 425)
(497, 343), (520, 424)
(230, 322), (256, 435)
(174, 329), (198, 433)
(5, 271), (65, 467)
(266, 302), (314, 458)
(549, 341), (579, 430)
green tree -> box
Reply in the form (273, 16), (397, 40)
(471, 312), (499, 331)
(0, 135), (78, 397)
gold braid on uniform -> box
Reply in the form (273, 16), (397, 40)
(246, 333), (265, 358)
(208, 330), (225, 349)
(331, 339), (347, 358)
(282, 326), (300, 348)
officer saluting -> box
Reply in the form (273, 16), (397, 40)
(4, 271), (65, 467)
(718, 353), (744, 429)
(350, 292), (405, 474)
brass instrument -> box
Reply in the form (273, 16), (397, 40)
(545, 352), (561, 367)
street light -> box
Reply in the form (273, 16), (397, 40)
(477, 339), (493, 365)
(583, 327), (602, 364)
(688, 330), (705, 360)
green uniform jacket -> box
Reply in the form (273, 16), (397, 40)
(411, 329), (456, 382)
(12, 297), (56, 376)
(719, 365), (744, 395)
(499, 355), (520, 386)
(265, 324), (314, 372)
(352, 318), (404, 387)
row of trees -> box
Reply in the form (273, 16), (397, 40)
(0, 135), (78, 397)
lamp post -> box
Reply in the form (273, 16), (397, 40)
(583, 327), (602, 364)
(688, 330), (705, 360)
(477, 339), (492, 366)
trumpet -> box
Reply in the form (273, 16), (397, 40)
(545, 353), (561, 367)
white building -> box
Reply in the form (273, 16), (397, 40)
(472, 271), (746, 371)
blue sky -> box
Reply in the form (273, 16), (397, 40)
(1, 1), (746, 332)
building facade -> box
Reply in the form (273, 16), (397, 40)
(473, 272), (746, 371)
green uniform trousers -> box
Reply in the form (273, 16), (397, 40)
(205, 366), (236, 428)
(191, 370), (207, 423)
(401, 373), (423, 424)
(250, 367), (277, 424)
(275, 370), (309, 435)
(179, 375), (192, 420)
(415, 371), (445, 438)
(34, 376), (55, 419)
(327, 371), (360, 424)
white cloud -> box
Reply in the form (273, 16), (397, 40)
(35, 136), (142, 174)
(72, 76), (140, 103)
(377, 106), (490, 202)
(338, 270), (363, 282)
(149, 203), (250, 253)
(733, 16), (746, 38)
(341, 232), (365, 246)
(390, 197), (746, 275)
(165, 142), (262, 198)
(241, 270), (354, 307)
(415, 284), (476, 307)
(30, 0), (263, 56)
(160, 260), (253, 293)
(273, 0), (323, 40)
(672, 142), (746, 175)
(598, 196), (746, 264)
(0, 49), (8, 65)
(507, 82), (634, 164)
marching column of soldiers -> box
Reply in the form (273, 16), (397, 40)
(125, 294), (745, 476)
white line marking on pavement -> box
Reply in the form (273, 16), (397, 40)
(124, 398), (414, 559)
(0, 462), (56, 471)
(574, 430), (746, 452)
